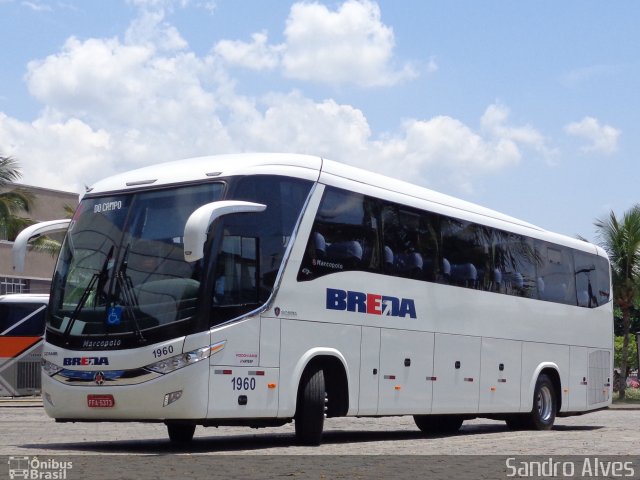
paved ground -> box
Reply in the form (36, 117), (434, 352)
(1, 400), (639, 479)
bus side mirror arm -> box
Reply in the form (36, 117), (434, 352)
(183, 201), (266, 262)
(12, 219), (72, 273)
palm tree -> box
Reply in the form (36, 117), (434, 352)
(595, 205), (640, 400)
(0, 156), (34, 241)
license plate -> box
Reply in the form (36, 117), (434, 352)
(87, 394), (115, 408)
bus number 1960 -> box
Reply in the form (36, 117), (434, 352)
(232, 377), (256, 391)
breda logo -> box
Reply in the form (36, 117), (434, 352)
(325, 288), (417, 319)
(63, 357), (110, 366)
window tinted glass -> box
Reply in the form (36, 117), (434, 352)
(0, 303), (47, 336)
(298, 188), (379, 281)
(381, 204), (439, 280)
(574, 251), (612, 308)
(211, 176), (312, 323)
(536, 241), (577, 305)
(493, 232), (538, 298)
(296, 186), (611, 309)
(441, 220), (492, 289)
(594, 255), (611, 306)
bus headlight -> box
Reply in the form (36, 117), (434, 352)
(42, 359), (63, 376)
(145, 344), (220, 374)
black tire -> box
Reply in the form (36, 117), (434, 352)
(167, 423), (196, 443)
(528, 374), (556, 430)
(413, 414), (464, 434)
(504, 415), (528, 430)
(294, 367), (326, 446)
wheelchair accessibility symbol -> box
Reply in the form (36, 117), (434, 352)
(107, 305), (123, 326)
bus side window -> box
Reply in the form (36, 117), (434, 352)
(493, 232), (538, 298)
(380, 203), (437, 281)
(536, 242), (577, 306)
(0, 304), (46, 336)
(298, 187), (379, 281)
(574, 251), (612, 308)
(441, 219), (489, 289)
(595, 255), (611, 306)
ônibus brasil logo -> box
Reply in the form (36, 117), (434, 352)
(326, 288), (417, 319)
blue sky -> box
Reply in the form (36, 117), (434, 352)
(0, 0), (638, 242)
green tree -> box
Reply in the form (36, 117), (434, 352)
(615, 335), (638, 374)
(0, 156), (33, 240)
(595, 206), (640, 400)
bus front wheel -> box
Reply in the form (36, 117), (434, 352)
(294, 367), (326, 446)
(167, 423), (196, 443)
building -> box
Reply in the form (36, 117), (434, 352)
(0, 184), (78, 295)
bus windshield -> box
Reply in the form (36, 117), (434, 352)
(49, 183), (224, 344)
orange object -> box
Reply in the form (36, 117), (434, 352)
(0, 337), (41, 358)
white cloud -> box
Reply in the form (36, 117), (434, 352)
(564, 116), (620, 154)
(213, 0), (418, 87)
(481, 103), (551, 157)
(21, 1), (52, 12)
(366, 114), (523, 193)
(0, 111), (111, 191)
(125, 9), (189, 51)
(214, 32), (283, 70)
(0, 2), (540, 196)
(559, 64), (623, 88)
(228, 91), (372, 159)
(281, 0), (416, 87)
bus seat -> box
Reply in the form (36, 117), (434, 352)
(492, 268), (503, 291)
(440, 257), (451, 282)
(504, 271), (524, 292)
(396, 252), (423, 278)
(384, 246), (394, 271)
(326, 241), (363, 265)
(313, 232), (326, 258)
(450, 263), (477, 287)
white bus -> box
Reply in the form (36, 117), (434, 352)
(14, 153), (613, 444)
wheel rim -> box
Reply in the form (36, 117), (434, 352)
(536, 385), (553, 422)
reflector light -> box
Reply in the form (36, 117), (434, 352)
(163, 390), (183, 407)
(267, 383), (277, 389)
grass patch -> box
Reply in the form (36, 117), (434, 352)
(613, 388), (640, 403)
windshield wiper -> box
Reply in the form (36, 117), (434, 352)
(113, 243), (146, 344)
(62, 245), (114, 344)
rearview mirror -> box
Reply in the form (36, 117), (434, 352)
(12, 219), (72, 272)
(183, 201), (266, 262)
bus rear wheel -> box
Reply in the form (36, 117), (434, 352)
(294, 367), (326, 446)
(167, 423), (196, 443)
(413, 415), (464, 434)
(506, 373), (557, 431)
(529, 373), (556, 430)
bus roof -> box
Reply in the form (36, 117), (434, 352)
(0, 294), (49, 304)
(85, 153), (604, 256)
